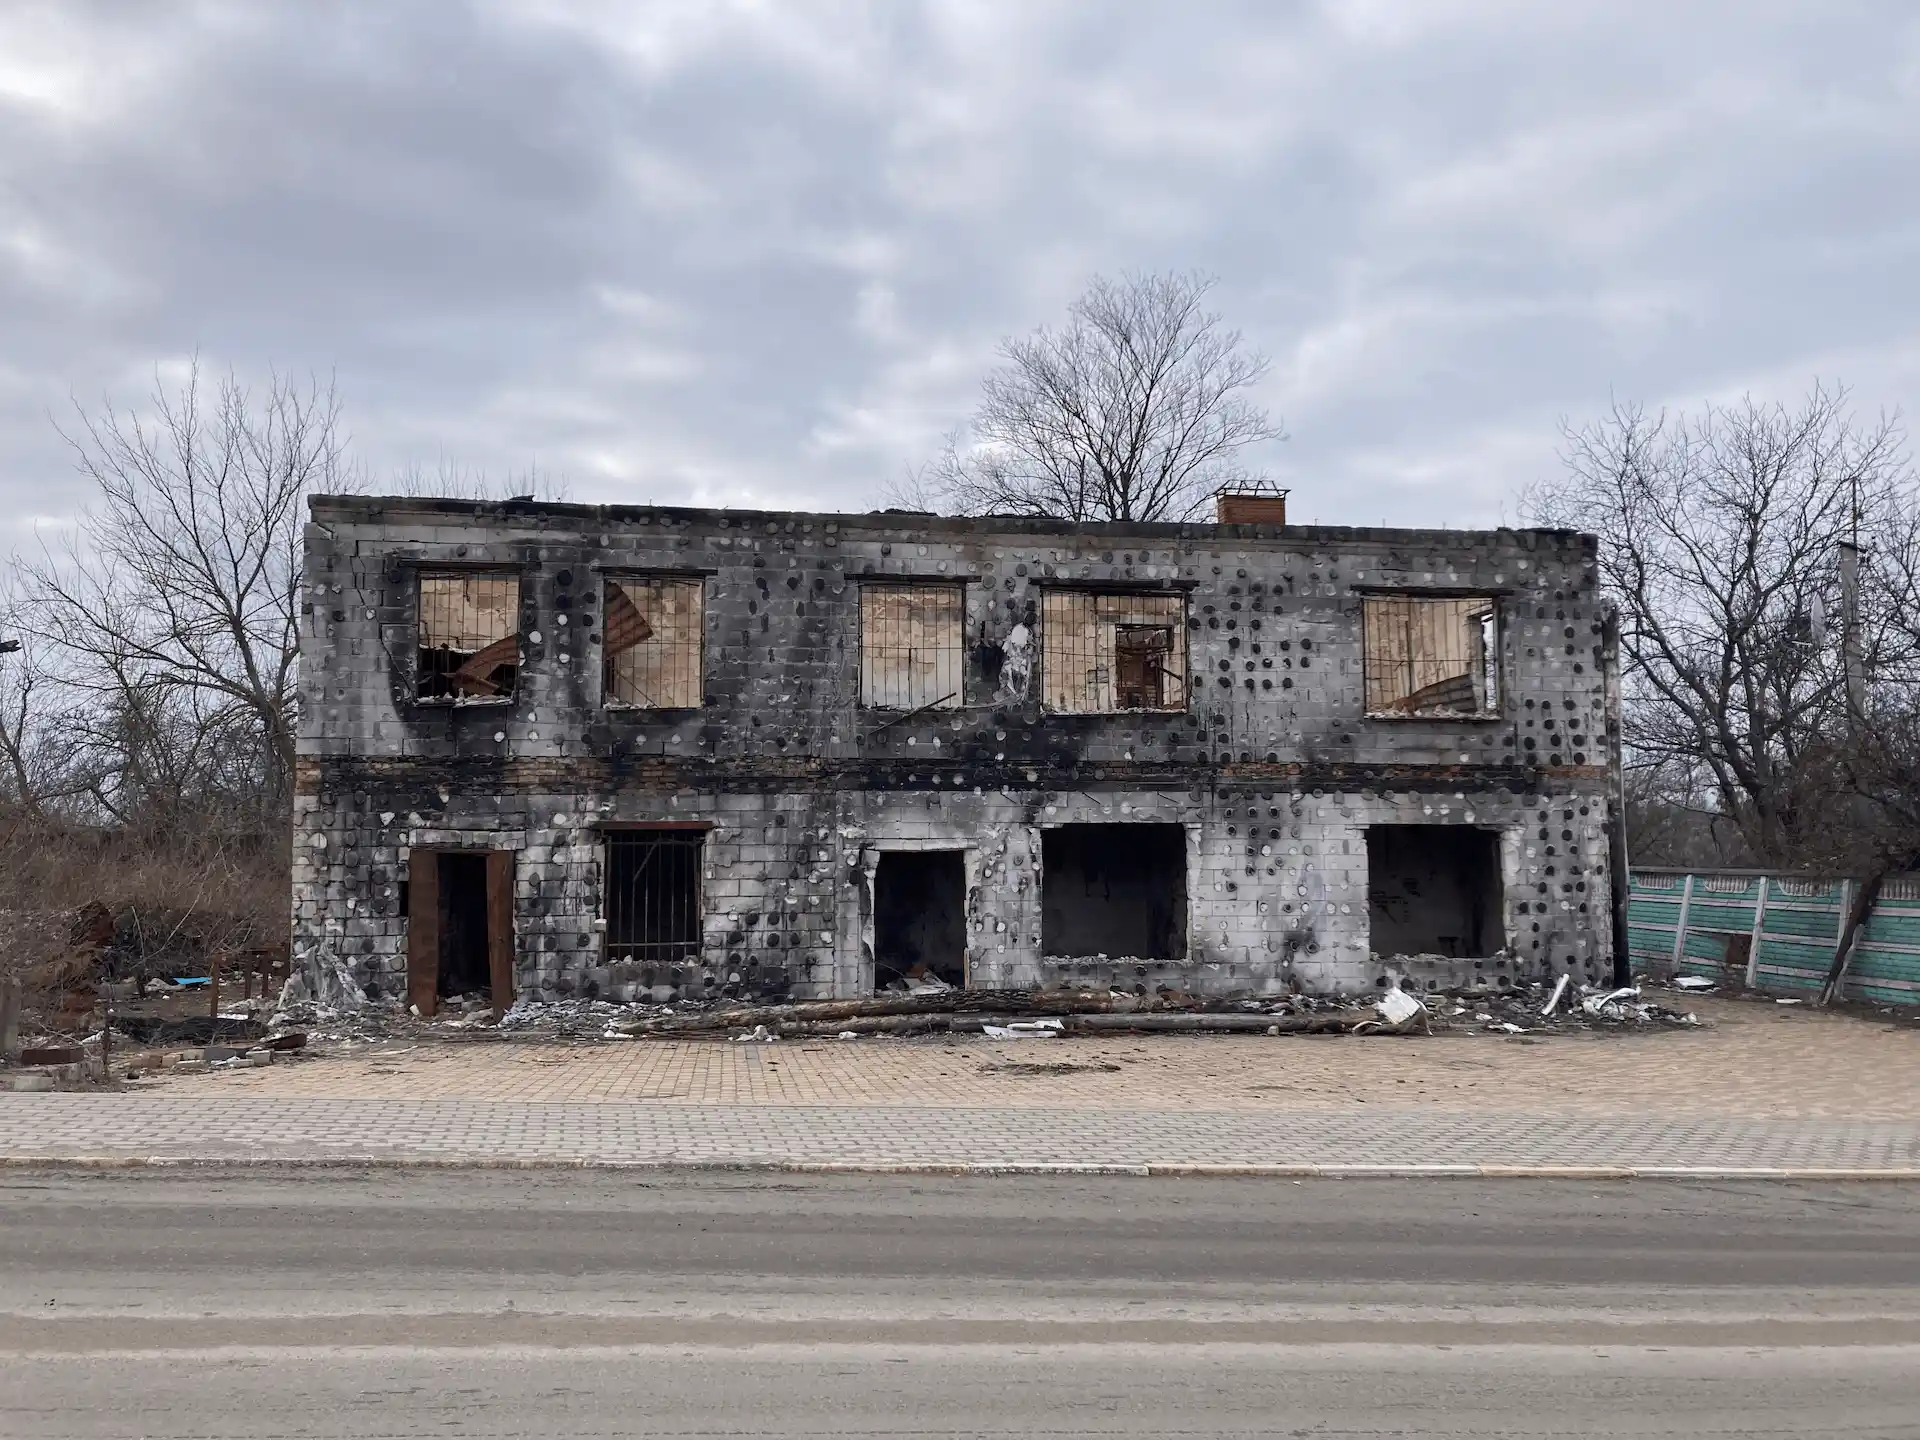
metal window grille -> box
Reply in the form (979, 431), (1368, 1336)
(1362, 596), (1498, 717)
(605, 830), (704, 964)
(860, 584), (964, 709)
(1041, 590), (1187, 713)
(417, 572), (519, 701)
(604, 577), (704, 708)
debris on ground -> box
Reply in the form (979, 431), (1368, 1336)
(1541, 974), (1571, 1015)
(6, 962), (1717, 1087)
(981, 1019), (1064, 1040)
(979, 1059), (1123, 1076)
(1373, 986), (1427, 1032)
(276, 945), (366, 1012)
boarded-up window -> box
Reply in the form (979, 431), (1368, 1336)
(1363, 595), (1499, 717)
(1042, 591), (1187, 713)
(604, 577), (704, 708)
(861, 584), (963, 710)
(417, 572), (519, 702)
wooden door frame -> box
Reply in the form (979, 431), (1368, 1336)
(406, 847), (517, 1019)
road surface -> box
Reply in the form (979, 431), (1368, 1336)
(4, 1168), (1918, 1436)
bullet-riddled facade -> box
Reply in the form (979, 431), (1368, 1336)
(293, 496), (1617, 1011)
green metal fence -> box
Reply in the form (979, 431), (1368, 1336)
(1628, 869), (1920, 1005)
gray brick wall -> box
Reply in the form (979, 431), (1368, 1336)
(295, 498), (1615, 1001)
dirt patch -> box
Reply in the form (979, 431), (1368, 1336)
(979, 1060), (1123, 1077)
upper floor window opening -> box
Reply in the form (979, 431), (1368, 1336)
(1042, 590), (1188, 714)
(860, 582), (964, 710)
(416, 571), (519, 703)
(604, 576), (705, 709)
(1363, 594), (1500, 718)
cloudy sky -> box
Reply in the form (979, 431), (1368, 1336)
(4, 1), (1918, 534)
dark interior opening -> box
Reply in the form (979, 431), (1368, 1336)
(606, 830), (704, 965)
(1366, 825), (1504, 958)
(873, 850), (967, 990)
(1720, 932), (1751, 982)
(437, 852), (492, 996)
(1041, 824), (1187, 959)
(1115, 625), (1174, 709)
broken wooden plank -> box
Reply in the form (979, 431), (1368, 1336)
(616, 988), (1124, 1035)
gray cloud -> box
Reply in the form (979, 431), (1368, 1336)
(4, 0), (1918, 534)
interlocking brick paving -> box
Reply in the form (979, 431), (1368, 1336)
(4, 997), (1913, 1172)
(151, 996), (1920, 1123)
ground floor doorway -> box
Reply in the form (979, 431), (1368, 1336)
(873, 850), (967, 990)
(407, 848), (516, 1017)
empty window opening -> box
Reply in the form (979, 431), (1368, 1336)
(606, 830), (703, 965)
(436, 853), (492, 997)
(1363, 596), (1498, 717)
(1042, 591), (1187, 713)
(417, 572), (520, 702)
(406, 848), (515, 1018)
(1366, 826), (1504, 958)
(605, 577), (704, 708)
(1042, 824), (1187, 959)
(873, 851), (967, 990)
(861, 584), (964, 709)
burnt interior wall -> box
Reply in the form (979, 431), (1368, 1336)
(873, 850), (966, 988)
(1041, 823), (1187, 960)
(1366, 825), (1504, 958)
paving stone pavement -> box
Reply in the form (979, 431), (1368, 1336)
(2, 1095), (1918, 1174)
(4, 996), (1915, 1173)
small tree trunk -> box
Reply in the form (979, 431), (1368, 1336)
(1818, 861), (1909, 1006)
(0, 974), (20, 1061)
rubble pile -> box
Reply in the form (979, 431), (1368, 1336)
(3, 962), (1704, 1088)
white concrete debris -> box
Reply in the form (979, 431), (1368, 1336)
(1581, 985), (1643, 1019)
(1375, 986), (1425, 1028)
(276, 945), (367, 1013)
(983, 1019), (1064, 1039)
(1541, 973), (1571, 1015)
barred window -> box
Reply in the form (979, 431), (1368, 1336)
(417, 572), (519, 702)
(604, 577), (704, 708)
(860, 583), (964, 710)
(1362, 595), (1499, 718)
(1041, 590), (1188, 713)
(605, 830), (703, 965)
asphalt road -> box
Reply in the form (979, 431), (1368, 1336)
(3, 1168), (1919, 1437)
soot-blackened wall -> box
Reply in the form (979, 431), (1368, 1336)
(294, 498), (1617, 1001)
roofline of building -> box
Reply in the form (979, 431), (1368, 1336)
(307, 494), (1595, 550)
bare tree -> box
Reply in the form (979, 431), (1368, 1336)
(1526, 383), (1920, 869)
(926, 272), (1282, 522)
(0, 610), (94, 827)
(19, 363), (352, 814)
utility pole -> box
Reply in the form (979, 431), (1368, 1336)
(1838, 538), (1866, 733)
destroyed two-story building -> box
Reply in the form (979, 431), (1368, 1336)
(292, 491), (1622, 1014)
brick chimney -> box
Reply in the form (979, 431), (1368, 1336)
(1214, 489), (1289, 525)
